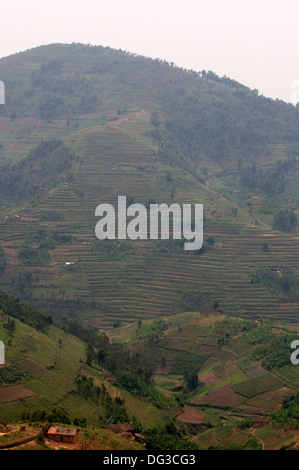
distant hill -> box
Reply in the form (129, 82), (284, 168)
(0, 43), (298, 329)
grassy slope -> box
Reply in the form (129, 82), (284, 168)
(0, 318), (169, 429)
(1, 307), (299, 449)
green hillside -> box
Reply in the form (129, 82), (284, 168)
(0, 299), (187, 450)
(2, 299), (299, 450)
(0, 43), (298, 329)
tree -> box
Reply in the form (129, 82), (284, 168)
(273, 209), (298, 233)
(85, 343), (95, 365)
(183, 368), (198, 392)
(3, 317), (16, 336)
(206, 236), (215, 246)
(96, 348), (107, 366)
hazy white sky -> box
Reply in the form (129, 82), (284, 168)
(1, 0), (299, 104)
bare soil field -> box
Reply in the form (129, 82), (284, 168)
(192, 386), (247, 407)
(199, 371), (222, 385)
(0, 385), (36, 403)
(176, 406), (204, 424)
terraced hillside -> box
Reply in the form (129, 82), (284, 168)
(0, 43), (299, 328)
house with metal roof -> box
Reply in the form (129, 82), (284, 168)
(47, 426), (78, 443)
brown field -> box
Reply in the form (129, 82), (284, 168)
(225, 363), (238, 373)
(17, 358), (47, 375)
(176, 406), (204, 424)
(237, 405), (267, 415)
(192, 386), (247, 407)
(246, 366), (268, 379)
(154, 364), (172, 375)
(3, 246), (18, 266)
(258, 387), (293, 401)
(0, 385), (36, 403)
(199, 371), (222, 385)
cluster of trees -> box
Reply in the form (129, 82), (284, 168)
(273, 209), (298, 233)
(172, 291), (216, 315)
(0, 245), (5, 277)
(183, 369), (199, 393)
(23, 229), (73, 252)
(213, 317), (258, 347)
(31, 60), (64, 86)
(38, 95), (66, 119)
(131, 319), (167, 340)
(31, 59), (99, 118)
(272, 394), (299, 428)
(3, 316), (16, 335)
(213, 317), (297, 372)
(18, 244), (50, 267)
(16, 227), (73, 266)
(91, 239), (133, 257)
(21, 407), (72, 425)
(115, 370), (172, 409)
(250, 333), (299, 370)
(143, 423), (199, 451)
(63, 317), (161, 402)
(153, 239), (185, 254)
(240, 159), (295, 195)
(243, 323), (272, 345)
(40, 210), (64, 221)
(16, 44), (299, 170)
(62, 319), (180, 410)
(0, 139), (76, 202)
(75, 375), (128, 423)
(0, 293), (53, 333)
(150, 85), (299, 168)
(0, 365), (23, 385)
(251, 266), (299, 301)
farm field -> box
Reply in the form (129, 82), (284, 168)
(105, 311), (299, 449)
(2, 309), (299, 450)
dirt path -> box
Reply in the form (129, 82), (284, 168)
(252, 427), (265, 450)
